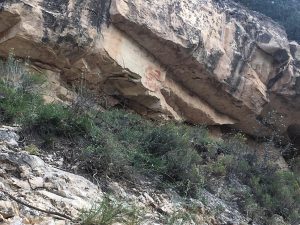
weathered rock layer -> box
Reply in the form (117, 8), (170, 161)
(0, 0), (299, 137)
(0, 126), (102, 224)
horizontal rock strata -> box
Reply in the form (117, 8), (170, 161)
(0, 0), (299, 137)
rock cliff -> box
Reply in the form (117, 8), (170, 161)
(0, 0), (299, 138)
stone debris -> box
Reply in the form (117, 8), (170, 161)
(0, 128), (102, 224)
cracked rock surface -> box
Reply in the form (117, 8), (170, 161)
(0, 128), (102, 224)
(0, 0), (299, 137)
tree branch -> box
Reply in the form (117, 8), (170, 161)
(0, 189), (74, 221)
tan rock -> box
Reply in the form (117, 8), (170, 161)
(0, 146), (103, 221)
(0, 0), (298, 138)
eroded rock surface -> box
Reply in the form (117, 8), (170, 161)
(0, 129), (102, 224)
(0, 0), (299, 136)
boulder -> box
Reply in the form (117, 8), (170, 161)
(0, 143), (102, 224)
(0, 0), (299, 136)
(0, 126), (19, 147)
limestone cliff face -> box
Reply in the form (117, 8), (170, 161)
(0, 0), (299, 136)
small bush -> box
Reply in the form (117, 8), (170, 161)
(0, 51), (45, 91)
(0, 87), (94, 138)
(26, 103), (94, 137)
(80, 196), (140, 225)
(249, 170), (300, 222)
(24, 144), (40, 155)
(0, 82), (43, 123)
(79, 130), (131, 177)
(25, 144), (40, 155)
(212, 134), (300, 224)
(144, 124), (190, 156)
(143, 124), (204, 197)
(208, 155), (234, 177)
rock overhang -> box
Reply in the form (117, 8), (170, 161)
(0, 0), (299, 139)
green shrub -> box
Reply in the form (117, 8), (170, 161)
(196, 132), (300, 224)
(80, 196), (140, 225)
(249, 171), (300, 222)
(76, 119), (206, 197)
(143, 124), (190, 156)
(208, 155), (234, 177)
(26, 103), (95, 137)
(215, 134), (300, 224)
(0, 51), (28, 88)
(0, 51), (45, 91)
(0, 77), (95, 137)
(76, 111), (208, 197)
(0, 82), (43, 123)
(143, 124), (204, 197)
(79, 130), (131, 177)
(24, 144), (40, 155)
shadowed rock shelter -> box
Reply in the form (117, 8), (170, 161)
(0, 0), (299, 138)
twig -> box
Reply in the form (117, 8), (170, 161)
(0, 189), (74, 221)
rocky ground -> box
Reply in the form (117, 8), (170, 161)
(0, 125), (102, 224)
(0, 125), (264, 225)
